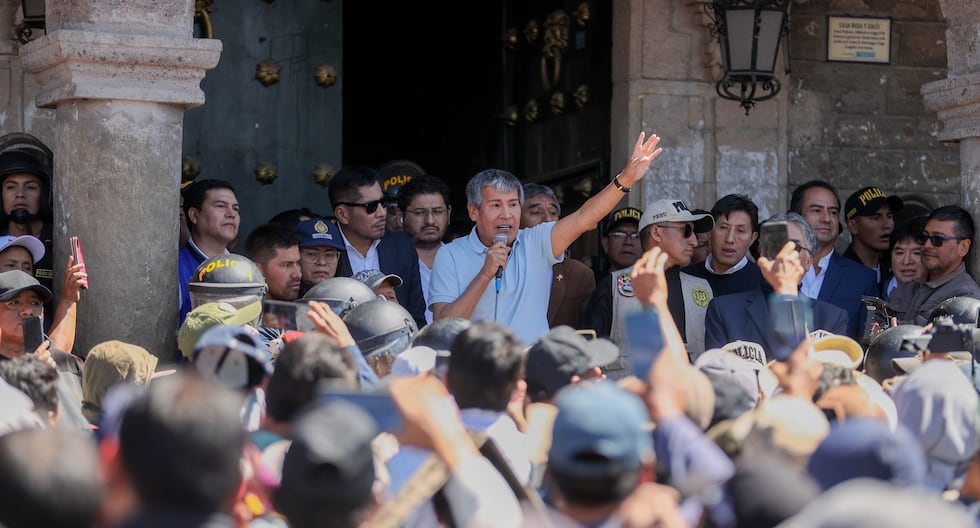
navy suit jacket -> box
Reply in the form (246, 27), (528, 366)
(336, 230), (428, 329)
(816, 251), (878, 340)
(704, 287), (849, 356)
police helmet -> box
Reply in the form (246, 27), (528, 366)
(192, 324), (272, 390)
(863, 324), (925, 383)
(412, 316), (472, 352)
(343, 299), (418, 378)
(932, 296), (980, 328)
(188, 254), (268, 311)
(0, 133), (54, 223)
(300, 276), (378, 317)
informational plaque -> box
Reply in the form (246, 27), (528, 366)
(827, 16), (891, 64)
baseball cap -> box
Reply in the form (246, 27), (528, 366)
(606, 206), (642, 231)
(805, 418), (926, 491)
(721, 340), (768, 367)
(177, 301), (262, 359)
(192, 324), (273, 390)
(0, 235), (44, 263)
(525, 326), (620, 399)
(695, 348), (764, 422)
(352, 269), (403, 291)
(0, 270), (51, 303)
(638, 198), (714, 233)
(296, 218), (344, 251)
(844, 187), (904, 221)
(275, 398), (378, 509)
(390, 345), (437, 377)
(548, 380), (653, 480)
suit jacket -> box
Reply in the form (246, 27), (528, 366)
(704, 287), (849, 356)
(547, 257), (596, 329)
(816, 251), (879, 340)
(336, 230), (428, 329)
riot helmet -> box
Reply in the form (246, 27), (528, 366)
(343, 299), (418, 378)
(0, 133), (54, 228)
(412, 316), (472, 352)
(300, 276), (377, 317)
(932, 297), (980, 328)
(863, 324), (925, 383)
(188, 254), (268, 311)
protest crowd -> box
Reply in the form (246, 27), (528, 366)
(5, 129), (980, 528)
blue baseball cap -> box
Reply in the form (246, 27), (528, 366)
(548, 380), (653, 479)
(296, 218), (344, 251)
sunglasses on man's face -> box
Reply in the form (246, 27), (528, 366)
(914, 232), (967, 247)
(336, 199), (384, 214)
(658, 223), (695, 239)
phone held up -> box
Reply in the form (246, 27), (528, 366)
(759, 220), (790, 261)
(625, 309), (665, 378)
(768, 295), (812, 362)
(320, 388), (404, 433)
(69, 236), (89, 289)
(22, 315), (44, 354)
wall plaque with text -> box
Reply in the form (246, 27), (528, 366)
(827, 16), (891, 64)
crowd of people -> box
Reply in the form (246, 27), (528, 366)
(4, 128), (980, 528)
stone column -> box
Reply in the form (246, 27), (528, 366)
(922, 1), (980, 275)
(19, 0), (221, 361)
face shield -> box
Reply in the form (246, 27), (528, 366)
(188, 283), (267, 322)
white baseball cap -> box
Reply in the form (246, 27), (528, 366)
(638, 199), (713, 233)
(0, 235), (44, 264)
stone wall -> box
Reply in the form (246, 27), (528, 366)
(788, 0), (958, 214)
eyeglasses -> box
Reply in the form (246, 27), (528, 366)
(335, 200), (384, 214)
(405, 207), (448, 218)
(915, 232), (968, 247)
(657, 224), (695, 238)
(790, 240), (811, 255)
(607, 231), (639, 240)
(301, 249), (341, 264)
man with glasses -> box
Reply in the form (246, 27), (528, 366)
(582, 198), (715, 369)
(397, 175), (452, 324)
(600, 206), (643, 276)
(294, 218), (345, 297)
(705, 212), (849, 354)
(888, 205), (980, 325)
(329, 166), (427, 328)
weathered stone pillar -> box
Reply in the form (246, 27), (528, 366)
(19, 1), (221, 361)
(922, 1), (980, 276)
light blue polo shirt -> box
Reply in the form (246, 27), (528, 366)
(429, 222), (561, 346)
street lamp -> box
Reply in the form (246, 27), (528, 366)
(16, 0), (46, 45)
(706, 0), (790, 114)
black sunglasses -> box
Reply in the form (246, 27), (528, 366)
(658, 223), (695, 238)
(914, 232), (967, 247)
(335, 199), (384, 214)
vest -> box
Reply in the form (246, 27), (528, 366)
(607, 267), (713, 377)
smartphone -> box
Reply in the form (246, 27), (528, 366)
(69, 236), (88, 289)
(759, 220), (790, 260)
(22, 315), (44, 354)
(321, 389), (404, 433)
(768, 295), (812, 361)
(260, 300), (312, 332)
(625, 309), (665, 378)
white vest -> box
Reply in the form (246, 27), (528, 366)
(607, 267), (713, 377)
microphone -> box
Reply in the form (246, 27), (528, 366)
(492, 233), (507, 293)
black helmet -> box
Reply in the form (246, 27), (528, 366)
(300, 276), (377, 317)
(188, 254), (268, 310)
(863, 324), (925, 383)
(0, 133), (53, 224)
(412, 317), (472, 352)
(343, 299), (418, 378)
(932, 297), (980, 327)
